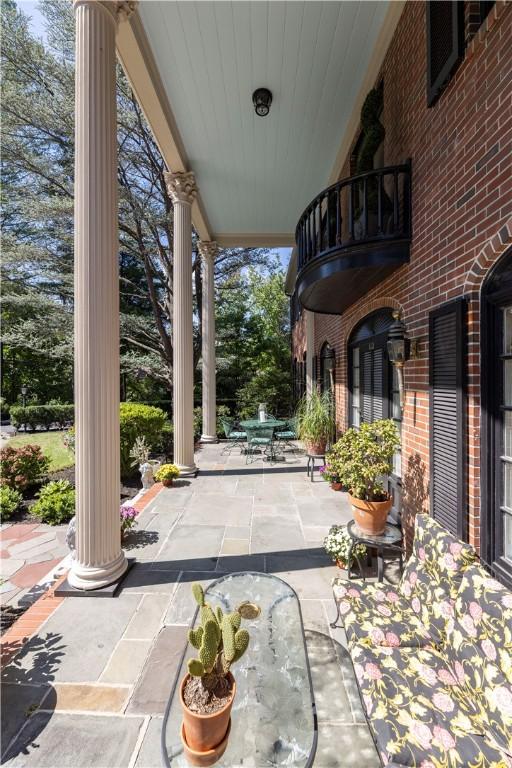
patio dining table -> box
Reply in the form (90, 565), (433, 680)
(239, 418), (287, 430)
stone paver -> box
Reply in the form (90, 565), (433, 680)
(1, 442), (381, 766)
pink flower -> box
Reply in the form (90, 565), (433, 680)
(338, 600), (351, 615)
(402, 581), (412, 598)
(411, 721), (432, 750)
(420, 762), (436, 768)
(455, 661), (465, 684)
(433, 725), (455, 750)
(460, 614), (477, 637)
(363, 694), (373, 715)
(450, 542), (463, 556)
(374, 589), (386, 602)
(365, 662), (382, 680)
(409, 571), (418, 586)
(482, 638), (496, 660)
(442, 553), (457, 571)
(334, 584), (347, 597)
(469, 601), (483, 623)
(439, 601), (454, 618)
(438, 668), (457, 686)
(386, 591), (399, 603)
(412, 597), (421, 614)
(370, 628), (385, 644)
(502, 594), (512, 609)
(377, 604), (392, 617)
(385, 632), (400, 647)
(419, 664), (437, 686)
(348, 588), (361, 598)
(494, 686), (512, 715)
(433, 692), (454, 712)
(418, 547), (426, 561)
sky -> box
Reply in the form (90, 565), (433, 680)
(19, 1), (292, 271)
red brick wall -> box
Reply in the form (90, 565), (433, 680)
(292, 1), (512, 551)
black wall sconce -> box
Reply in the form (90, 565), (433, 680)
(252, 88), (272, 117)
(387, 311), (415, 409)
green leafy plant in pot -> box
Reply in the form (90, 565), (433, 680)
(180, 583), (251, 766)
(295, 390), (334, 456)
(331, 419), (400, 535)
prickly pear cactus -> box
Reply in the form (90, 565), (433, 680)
(186, 582), (253, 690)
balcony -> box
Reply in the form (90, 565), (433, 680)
(295, 163), (412, 314)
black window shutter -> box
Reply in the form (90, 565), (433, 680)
(362, 349), (373, 423)
(427, 1), (464, 107)
(429, 298), (467, 538)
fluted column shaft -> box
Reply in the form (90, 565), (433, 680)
(165, 172), (198, 475)
(198, 242), (218, 443)
(69, 0), (128, 590)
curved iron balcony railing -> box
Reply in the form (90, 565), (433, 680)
(295, 162), (411, 314)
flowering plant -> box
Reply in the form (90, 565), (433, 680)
(319, 452), (344, 485)
(154, 463), (180, 482)
(120, 505), (138, 534)
(130, 436), (150, 467)
(323, 524), (366, 566)
(62, 427), (76, 454)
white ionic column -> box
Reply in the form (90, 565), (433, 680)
(69, 0), (134, 590)
(198, 241), (218, 443)
(165, 171), (198, 475)
(305, 310), (315, 397)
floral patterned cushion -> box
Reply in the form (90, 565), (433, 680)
(399, 515), (477, 644)
(445, 564), (512, 755)
(333, 579), (433, 650)
(351, 644), (511, 767)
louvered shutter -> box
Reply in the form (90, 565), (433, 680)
(429, 299), (467, 538)
(372, 348), (384, 420)
(362, 349), (373, 423)
(427, 1), (464, 106)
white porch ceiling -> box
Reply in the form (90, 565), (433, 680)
(136, 1), (392, 243)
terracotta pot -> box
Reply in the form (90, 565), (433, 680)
(180, 719), (231, 767)
(335, 558), (348, 570)
(162, 478), (174, 487)
(306, 439), (327, 455)
(330, 482), (343, 491)
(180, 673), (235, 762)
(349, 493), (392, 536)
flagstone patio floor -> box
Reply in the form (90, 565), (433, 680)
(1, 442), (382, 767)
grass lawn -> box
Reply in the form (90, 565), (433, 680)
(8, 430), (74, 472)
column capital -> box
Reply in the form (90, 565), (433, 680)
(165, 171), (198, 206)
(198, 241), (218, 263)
(74, 1), (138, 24)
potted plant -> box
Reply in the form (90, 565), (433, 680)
(130, 436), (161, 490)
(154, 463), (180, 487)
(180, 583), (250, 766)
(120, 504), (138, 540)
(319, 451), (345, 490)
(324, 524), (367, 569)
(295, 390), (334, 455)
(332, 419), (400, 535)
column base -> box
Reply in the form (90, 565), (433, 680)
(177, 463), (198, 477)
(56, 559), (135, 598)
(200, 435), (218, 444)
(66, 549), (128, 591)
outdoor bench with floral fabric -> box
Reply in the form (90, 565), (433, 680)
(332, 514), (512, 768)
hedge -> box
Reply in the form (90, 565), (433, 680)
(10, 404), (74, 431)
(120, 403), (167, 475)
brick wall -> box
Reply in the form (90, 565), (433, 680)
(292, 1), (512, 550)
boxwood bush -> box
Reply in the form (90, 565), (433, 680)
(0, 486), (23, 522)
(0, 444), (50, 491)
(119, 403), (166, 476)
(30, 480), (75, 525)
(10, 404), (74, 431)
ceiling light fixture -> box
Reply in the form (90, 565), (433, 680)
(252, 88), (272, 117)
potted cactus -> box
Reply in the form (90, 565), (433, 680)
(180, 583), (250, 766)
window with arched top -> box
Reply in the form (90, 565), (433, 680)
(481, 246), (512, 587)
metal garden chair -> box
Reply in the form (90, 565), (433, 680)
(220, 417), (247, 455)
(275, 416), (299, 453)
(245, 424), (276, 464)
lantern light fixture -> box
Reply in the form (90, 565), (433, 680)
(252, 88), (272, 117)
(387, 312), (411, 410)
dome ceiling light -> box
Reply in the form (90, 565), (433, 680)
(252, 88), (272, 117)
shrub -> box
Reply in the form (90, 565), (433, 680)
(30, 480), (75, 525)
(119, 403), (166, 476)
(10, 404), (74, 431)
(0, 486), (23, 522)
(155, 420), (173, 458)
(62, 427), (75, 453)
(193, 405), (233, 439)
(0, 444), (50, 491)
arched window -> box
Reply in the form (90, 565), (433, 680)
(482, 247), (512, 586)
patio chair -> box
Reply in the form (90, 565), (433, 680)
(245, 424), (276, 464)
(220, 417), (247, 455)
(275, 417), (298, 453)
